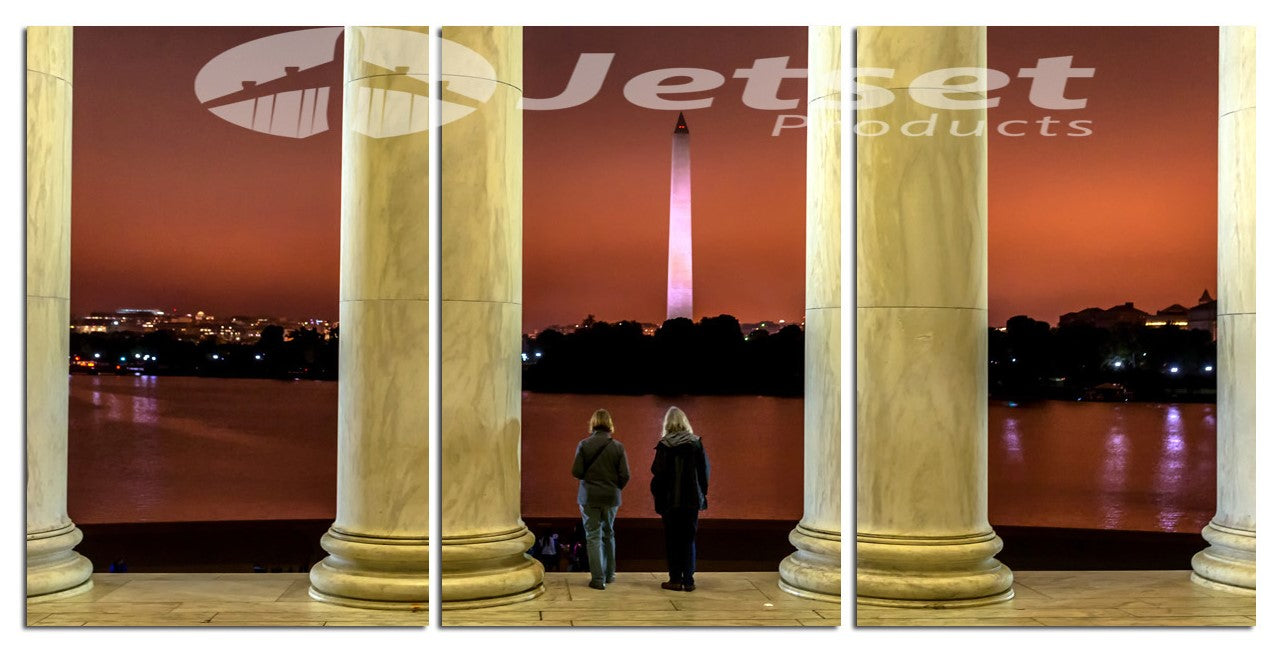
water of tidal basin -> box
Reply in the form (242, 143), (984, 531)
(66, 377), (804, 524)
(520, 392), (804, 521)
(989, 400), (1216, 534)
(68, 375), (337, 524)
(66, 376), (1216, 534)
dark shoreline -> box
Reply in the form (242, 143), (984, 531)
(72, 519), (1207, 574)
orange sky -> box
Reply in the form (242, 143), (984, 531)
(523, 27), (808, 331)
(72, 27), (341, 319)
(988, 27), (1217, 326)
(69, 27), (1216, 330)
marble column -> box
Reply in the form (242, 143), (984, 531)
(440, 26), (543, 609)
(1192, 26), (1256, 594)
(779, 26), (842, 603)
(27, 26), (93, 603)
(308, 26), (430, 610)
(855, 26), (1013, 607)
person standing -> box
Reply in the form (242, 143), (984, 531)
(572, 409), (631, 590)
(650, 406), (709, 591)
(537, 532), (559, 572)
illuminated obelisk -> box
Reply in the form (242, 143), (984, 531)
(666, 112), (693, 320)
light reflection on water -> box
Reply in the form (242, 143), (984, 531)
(1001, 417), (1024, 465)
(68, 375), (338, 524)
(1155, 406), (1188, 532)
(1100, 421), (1128, 530)
(131, 377), (160, 425)
(989, 400), (1215, 534)
(69, 379), (801, 525)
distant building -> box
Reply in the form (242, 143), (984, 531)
(740, 320), (792, 336)
(71, 308), (165, 333)
(1058, 290), (1216, 338)
(1146, 304), (1190, 328)
(1058, 302), (1149, 330)
(1187, 289), (1218, 339)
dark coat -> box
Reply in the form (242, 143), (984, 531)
(649, 434), (710, 514)
(571, 430), (631, 507)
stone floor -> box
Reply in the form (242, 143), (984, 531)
(29, 570), (1250, 627)
(26, 573), (427, 626)
(857, 570), (1256, 626)
(442, 571), (841, 626)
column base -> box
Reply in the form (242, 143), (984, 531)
(27, 523), (93, 601)
(441, 524), (544, 609)
(856, 530), (1014, 607)
(1191, 521), (1255, 593)
(779, 524), (841, 602)
(308, 527), (429, 610)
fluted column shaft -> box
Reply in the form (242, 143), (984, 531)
(27, 26), (93, 602)
(309, 26), (431, 610)
(855, 26), (1012, 607)
(779, 25), (842, 603)
(440, 26), (543, 609)
(1192, 26), (1256, 594)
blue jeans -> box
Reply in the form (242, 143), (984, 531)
(579, 504), (619, 585)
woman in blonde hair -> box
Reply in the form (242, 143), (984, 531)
(649, 406), (709, 591)
(571, 408), (630, 590)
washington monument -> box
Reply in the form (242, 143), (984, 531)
(666, 112), (693, 320)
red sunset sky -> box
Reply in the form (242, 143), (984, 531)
(71, 27), (341, 320)
(523, 27), (807, 331)
(69, 27), (1216, 329)
(988, 27), (1217, 326)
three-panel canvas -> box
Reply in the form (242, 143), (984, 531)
(21, 22), (1257, 633)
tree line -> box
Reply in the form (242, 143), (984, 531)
(72, 312), (1213, 403)
(989, 315), (1215, 402)
(522, 315), (804, 397)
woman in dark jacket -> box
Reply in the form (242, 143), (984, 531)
(649, 406), (709, 591)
